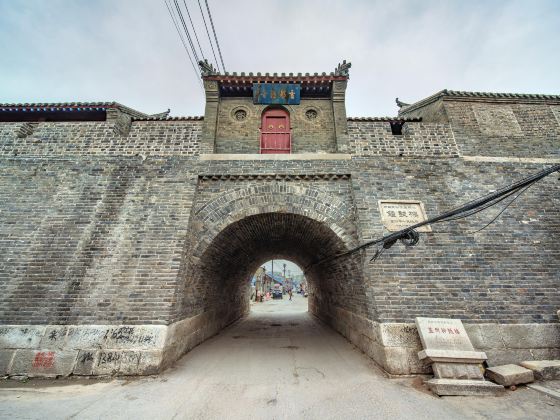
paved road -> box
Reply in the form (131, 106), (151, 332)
(1, 295), (558, 419)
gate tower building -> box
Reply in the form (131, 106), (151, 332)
(0, 61), (559, 377)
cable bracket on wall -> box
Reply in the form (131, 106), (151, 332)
(306, 164), (560, 271)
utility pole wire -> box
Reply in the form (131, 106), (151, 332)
(198, 0), (221, 73)
(182, 0), (205, 61)
(174, 0), (199, 63)
(205, 0), (226, 72)
(305, 164), (560, 271)
(164, 0), (203, 89)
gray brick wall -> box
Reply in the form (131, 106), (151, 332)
(401, 99), (560, 158)
(215, 98), (336, 153)
(347, 121), (459, 157)
(0, 120), (202, 158)
(0, 157), (198, 325)
(352, 157), (559, 323)
(0, 98), (558, 332)
(445, 101), (560, 158)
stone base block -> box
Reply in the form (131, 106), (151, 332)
(485, 364), (534, 386)
(425, 378), (505, 396)
(520, 360), (560, 380)
(0, 350), (15, 374)
(10, 349), (78, 377)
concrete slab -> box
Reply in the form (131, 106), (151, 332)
(92, 351), (122, 376)
(0, 326), (45, 349)
(118, 351), (141, 375)
(0, 350), (15, 374)
(485, 364), (534, 386)
(72, 350), (97, 375)
(9, 350), (77, 377)
(425, 378), (504, 396)
(39, 326), (68, 350)
(103, 326), (166, 350)
(137, 350), (163, 375)
(521, 360), (560, 380)
(501, 324), (560, 349)
(65, 326), (108, 350)
(527, 383), (560, 401)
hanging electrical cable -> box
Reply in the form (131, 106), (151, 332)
(204, 0), (226, 72)
(182, 0), (206, 61)
(305, 164), (560, 271)
(164, 0), (203, 89)
(198, 0), (221, 73)
(173, 0), (199, 63)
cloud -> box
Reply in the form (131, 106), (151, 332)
(0, 0), (558, 116)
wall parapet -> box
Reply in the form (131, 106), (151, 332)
(0, 120), (202, 158)
(348, 121), (459, 157)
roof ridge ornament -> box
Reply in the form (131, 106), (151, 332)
(149, 109), (171, 118)
(395, 98), (410, 108)
(199, 59), (217, 76)
(334, 60), (351, 77)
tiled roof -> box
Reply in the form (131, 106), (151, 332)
(442, 90), (560, 99)
(347, 117), (422, 122)
(199, 59), (351, 81)
(0, 101), (148, 119)
(399, 89), (560, 114)
(212, 71), (342, 78)
(132, 116), (204, 121)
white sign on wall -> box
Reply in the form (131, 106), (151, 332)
(378, 200), (431, 232)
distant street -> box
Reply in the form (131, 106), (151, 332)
(1, 294), (558, 420)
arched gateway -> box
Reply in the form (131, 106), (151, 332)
(0, 61), (558, 379)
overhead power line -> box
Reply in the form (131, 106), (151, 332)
(164, 0), (203, 89)
(306, 164), (560, 271)
(204, 0), (226, 72)
(198, 0), (221, 73)
(174, 0), (199, 63)
(182, 0), (205, 61)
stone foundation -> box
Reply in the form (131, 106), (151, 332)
(1, 306), (558, 378)
(312, 304), (560, 375)
(0, 304), (248, 377)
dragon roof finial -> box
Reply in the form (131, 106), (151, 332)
(198, 59), (217, 76)
(334, 60), (352, 77)
(395, 98), (410, 108)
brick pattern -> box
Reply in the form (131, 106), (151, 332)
(472, 104), (523, 136)
(352, 157), (560, 323)
(0, 121), (202, 157)
(0, 99), (558, 332)
(0, 158), (198, 325)
(174, 174), (364, 327)
(347, 121), (459, 157)
(445, 102), (560, 157)
(215, 98), (336, 153)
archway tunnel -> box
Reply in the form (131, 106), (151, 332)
(171, 212), (371, 362)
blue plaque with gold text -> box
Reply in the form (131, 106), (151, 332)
(253, 83), (300, 105)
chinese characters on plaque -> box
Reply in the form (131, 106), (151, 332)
(253, 83), (301, 105)
(414, 317), (503, 396)
(415, 317), (474, 351)
(378, 200), (431, 233)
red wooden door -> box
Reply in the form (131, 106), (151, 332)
(260, 108), (291, 154)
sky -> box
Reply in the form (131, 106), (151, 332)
(0, 0), (559, 117)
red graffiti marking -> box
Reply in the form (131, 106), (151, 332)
(32, 351), (55, 368)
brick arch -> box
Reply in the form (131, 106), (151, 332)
(170, 181), (368, 368)
(192, 181), (358, 257)
(179, 210), (366, 329)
